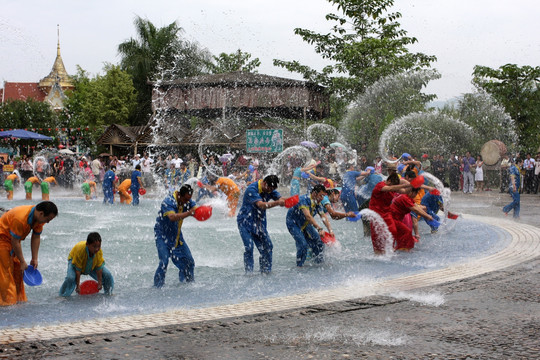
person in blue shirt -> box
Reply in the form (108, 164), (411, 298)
(289, 158), (316, 196)
(130, 164), (145, 206)
(236, 175), (284, 274)
(420, 190), (443, 233)
(176, 162), (191, 187)
(503, 158), (523, 219)
(102, 166), (117, 204)
(340, 163), (363, 212)
(286, 184), (329, 267)
(153, 185), (198, 287)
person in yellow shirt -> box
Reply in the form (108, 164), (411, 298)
(81, 180), (97, 200)
(24, 176), (41, 200)
(3, 173), (19, 200)
(118, 179), (132, 205)
(0, 201), (58, 306)
(59, 232), (114, 296)
(41, 176), (58, 201)
(202, 176), (241, 217)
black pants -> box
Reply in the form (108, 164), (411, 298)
(524, 169), (535, 193)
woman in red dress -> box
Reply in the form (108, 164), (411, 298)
(368, 173), (410, 254)
(389, 187), (434, 251)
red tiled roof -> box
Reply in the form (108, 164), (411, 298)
(2, 82), (47, 102)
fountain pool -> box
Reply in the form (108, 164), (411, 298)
(0, 195), (509, 329)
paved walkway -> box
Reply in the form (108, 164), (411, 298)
(1, 191), (539, 359)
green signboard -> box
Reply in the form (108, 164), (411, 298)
(246, 129), (283, 153)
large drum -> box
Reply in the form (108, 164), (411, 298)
(480, 140), (507, 166)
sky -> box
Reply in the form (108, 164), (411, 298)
(1, 0), (539, 101)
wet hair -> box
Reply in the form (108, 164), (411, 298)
(327, 188), (340, 196)
(263, 175), (279, 189)
(404, 171), (416, 179)
(311, 184), (328, 194)
(86, 232), (102, 245)
(410, 187), (421, 197)
(387, 173), (400, 185)
(110, 165), (116, 171)
(35, 201), (58, 216)
(179, 184), (194, 196)
(135, 164), (141, 170)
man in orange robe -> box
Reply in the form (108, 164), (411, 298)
(0, 201), (57, 306)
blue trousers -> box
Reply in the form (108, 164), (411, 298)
(341, 190), (359, 212)
(154, 235), (194, 288)
(103, 185), (114, 204)
(59, 260), (114, 296)
(503, 188), (520, 218)
(424, 209), (441, 231)
(130, 185), (140, 205)
(238, 223), (273, 273)
(286, 219), (324, 267)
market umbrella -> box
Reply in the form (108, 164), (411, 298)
(329, 142), (347, 149)
(300, 141), (318, 149)
(0, 129), (52, 140)
(219, 153), (234, 162)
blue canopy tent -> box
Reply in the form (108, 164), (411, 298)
(0, 129), (53, 140)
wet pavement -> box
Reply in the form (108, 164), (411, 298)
(1, 191), (539, 359)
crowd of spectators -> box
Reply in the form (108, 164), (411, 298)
(1, 148), (539, 196)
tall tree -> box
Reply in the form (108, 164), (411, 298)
(118, 16), (212, 125)
(63, 64), (138, 149)
(472, 64), (540, 152)
(273, 0), (436, 101)
(209, 49), (261, 74)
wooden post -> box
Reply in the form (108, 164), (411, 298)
(303, 106), (307, 132)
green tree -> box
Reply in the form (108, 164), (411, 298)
(118, 16), (212, 125)
(209, 49), (261, 73)
(472, 64), (540, 152)
(273, 0), (436, 101)
(0, 98), (57, 130)
(63, 64), (138, 149)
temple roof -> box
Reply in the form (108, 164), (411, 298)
(38, 27), (73, 89)
(154, 71), (322, 89)
(1, 82), (46, 102)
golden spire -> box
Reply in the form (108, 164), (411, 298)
(39, 24), (73, 89)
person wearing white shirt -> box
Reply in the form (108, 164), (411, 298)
(171, 154), (183, 169)
(523, 153), (535, 193)
(141, 154), (153, 173)
(131, 154), (141, 169)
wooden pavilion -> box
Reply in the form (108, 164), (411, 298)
(97, 72), (329, 154)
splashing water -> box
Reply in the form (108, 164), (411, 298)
(267, 145), (312, 177)
(378, 111), (475, 164)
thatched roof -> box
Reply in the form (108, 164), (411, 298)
(96, 124), (152, 147)
(151, 72), (329, 119)
(155, 72), (321, 88)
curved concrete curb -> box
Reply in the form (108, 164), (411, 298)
(2, 215), (539, 344)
